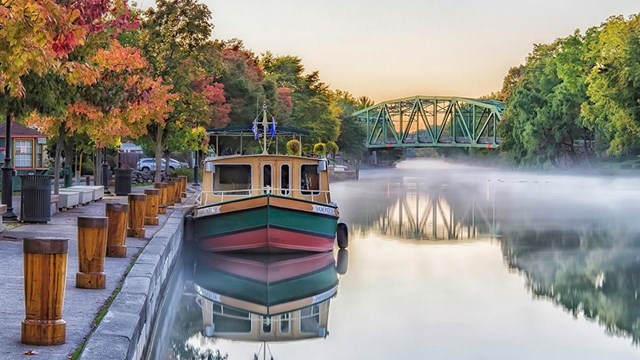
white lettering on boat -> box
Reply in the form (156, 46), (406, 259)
(312, 205), (336, 216)
(311, 286), (338, 304)
(198, 206), (221, 217)
(195, 284), (221, 302)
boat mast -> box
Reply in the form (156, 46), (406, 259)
(262, 104), (268, 155)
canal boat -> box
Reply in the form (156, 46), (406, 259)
(193, 251), (347, 342)
(190, 105), (348, 253)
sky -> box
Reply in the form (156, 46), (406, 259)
(137, 0), (640, 102)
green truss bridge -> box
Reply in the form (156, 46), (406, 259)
(352, 96), (504, 149)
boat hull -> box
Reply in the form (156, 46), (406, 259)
(193, 194), (339, 253)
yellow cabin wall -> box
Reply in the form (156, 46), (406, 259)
(201, 155), (331, 204)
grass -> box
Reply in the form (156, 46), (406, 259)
(70, 250), (141, 360)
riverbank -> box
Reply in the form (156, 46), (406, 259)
(0, 186), (194, 359)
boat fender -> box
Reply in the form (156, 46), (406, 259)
(336, 249), (349, 275)
(336, 222), (348, 249)
(184, 214), (194, 243)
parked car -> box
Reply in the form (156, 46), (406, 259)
(136, 158), (188, 172)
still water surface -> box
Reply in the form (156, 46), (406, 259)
(149, 159), (640, 359)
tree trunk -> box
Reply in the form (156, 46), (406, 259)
(154, 125), (163, 183)
(53, 125), (65, 195)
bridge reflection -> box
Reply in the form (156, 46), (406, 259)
(346, 179), (497, 241)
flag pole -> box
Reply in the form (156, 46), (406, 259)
(261, 103), (268, 155)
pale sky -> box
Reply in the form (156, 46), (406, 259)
(138, 0), (640, 102)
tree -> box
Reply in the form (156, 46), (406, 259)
(138, 0), (229, 181)
(581, 15), (640, 155)
(498, 35), (592, 167)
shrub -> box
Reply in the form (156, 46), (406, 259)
(326, 141), (339, 155)
(169, 167), (203, 183)
(313, 142), (326, 156)
(286, 139), (301, 155)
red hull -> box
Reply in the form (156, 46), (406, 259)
(196, 252), (336, 283)
(198, 227), (335, 253)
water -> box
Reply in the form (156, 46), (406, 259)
(149, 159), (640, 359)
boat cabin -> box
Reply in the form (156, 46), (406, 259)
(200, 154), (332, 205)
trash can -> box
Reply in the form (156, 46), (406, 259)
(63, 166), (72, 188)
(20, 174), (52, 223)
(114, 168), (133, 196)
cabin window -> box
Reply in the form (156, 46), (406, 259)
(213, 165), (252, 195)
(280, 164), (290, 195)
(213, 305), (252, 333)
(280, 313), (291, 333)
(15, 139), (33, 168)
(262, 164), (272, 193)
(300, 164), (320, 196)
(261, 316), (272, 334)
(300, 305), (321, 334)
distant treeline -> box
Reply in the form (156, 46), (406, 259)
(491, 14), (640, 167)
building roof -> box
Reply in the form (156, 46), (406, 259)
(0, 122), (45, 138)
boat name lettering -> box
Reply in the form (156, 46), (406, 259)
(200, 206), (221, 216)
(195, 285), (221, 302)
(311, 286), (338, 304)
(312, 205), (335, 216)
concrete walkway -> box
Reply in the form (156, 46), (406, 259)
(0, 186), (189, 359)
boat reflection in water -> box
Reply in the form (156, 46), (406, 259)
(190, 249), (348, 357)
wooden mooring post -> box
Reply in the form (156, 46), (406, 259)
(127, 194), (146, 238)
(154, 182), (167, 215)
(172, 178), (182, 204)
(76, 217), (108, 289)
(144, 188), (160, 225)
(22, 237), (68, 345)
(179, 175), (188, 199)
(165, 181), (175, 207)
(106, 203), (129, 258)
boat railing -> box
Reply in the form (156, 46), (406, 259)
(197, 187), (332, 205)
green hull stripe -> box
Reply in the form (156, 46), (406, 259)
(195, 265), (338, 306)
(194, 205), (337, 238)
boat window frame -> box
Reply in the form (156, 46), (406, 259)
(280, 313), (291, 334)
(300, 163), (321, 197)
(280, 163), (291, 196)
(299, 304), (321, 334)
(211, 163), (253, 195)
(260, 316), (273, 334)
(261, 163), (273, 194)
(211, 304), (253, 334)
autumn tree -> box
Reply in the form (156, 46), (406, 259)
(137, 0), (229, 181)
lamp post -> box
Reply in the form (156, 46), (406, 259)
(192, 150), (200, 187)
(2, 114), (16, 220)
(101, 147), (110, 194)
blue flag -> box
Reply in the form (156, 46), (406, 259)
(269, 121), (276, 138)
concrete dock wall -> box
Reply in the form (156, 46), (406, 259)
(79, 205), (191, 360)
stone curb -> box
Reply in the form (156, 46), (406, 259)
(79, 203), (193, 360)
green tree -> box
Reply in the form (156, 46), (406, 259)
(499, 36), (591, 167)
(581, 15), (640, 155)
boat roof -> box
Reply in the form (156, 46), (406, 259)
(205, 154), (325, 163)
(207, 124), (310, 137)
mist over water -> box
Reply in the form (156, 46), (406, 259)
(150, 159), (640, 359)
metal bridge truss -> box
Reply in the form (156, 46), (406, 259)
(375, 191), (496, 241)
(353, 96), (504, 149)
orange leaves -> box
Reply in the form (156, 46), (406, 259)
(58, 61), (100, 86)
(92, 39), (147, 73)
(0, 0), (86, 97)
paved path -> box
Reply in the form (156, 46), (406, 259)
(0, 186), (187, 359)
